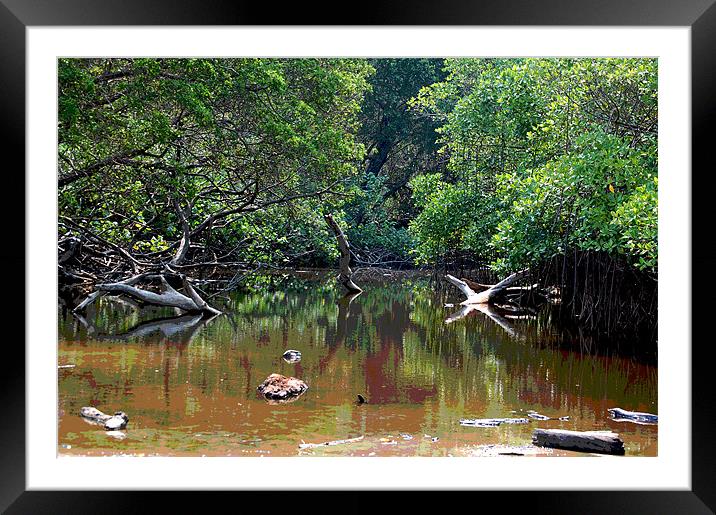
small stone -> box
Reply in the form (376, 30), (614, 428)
(282, 350), (302, 363)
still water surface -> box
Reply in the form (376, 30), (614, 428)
(58, 272), (657, 457)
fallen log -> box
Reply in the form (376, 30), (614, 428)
(532, 429), (625, 455)
(608, 408), (658, 425)
(446, 270), (529, 305)
(74, 273), (221, 316)
(324, 213), (362, 294)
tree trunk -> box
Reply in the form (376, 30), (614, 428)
(324, 214), (362, 293)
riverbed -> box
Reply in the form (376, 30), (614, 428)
(58, 272), (657, 457)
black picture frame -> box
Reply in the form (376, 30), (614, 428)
(1, 1), (713, 512)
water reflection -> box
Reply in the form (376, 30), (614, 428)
(58, 273), (657, 456)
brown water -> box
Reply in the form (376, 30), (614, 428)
(58, 272), (657, 457)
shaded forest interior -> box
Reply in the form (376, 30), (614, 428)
(58, 58), (658, 347)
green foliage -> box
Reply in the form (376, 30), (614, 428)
(408, 58), (658, 273)
(344, 59), (446, 264)
(59, 58), (372, 267)
(58, 57), (658, 276)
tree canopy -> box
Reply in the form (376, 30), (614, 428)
(59, 57), (658, 335)
(407, 58), (657, 274)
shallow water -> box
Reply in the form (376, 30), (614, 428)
(58, 272), (657, 457)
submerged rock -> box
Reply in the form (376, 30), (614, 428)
(257, 373), (308, 402)
(80, 407), (129, 430)
(282, 350), (302, 363)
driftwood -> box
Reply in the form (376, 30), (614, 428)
(80, 407), (129, 431)
(532, 429), (625, 455)
(460, 418), (530, 427)
(74, 273), (221, 316)
(527, 411), (570, 421)
(324, 213), (362, 293)
(298, 435), (364, 450)
(608, 408), (658, 425)
(446, 270), (529, 305)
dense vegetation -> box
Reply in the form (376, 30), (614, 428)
(58, 57), (657, 338)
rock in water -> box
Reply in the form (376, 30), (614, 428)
(257, 373), (308, 402)
(282, 350), (302, 363)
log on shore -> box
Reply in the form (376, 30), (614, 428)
(532, 429), (625, 455)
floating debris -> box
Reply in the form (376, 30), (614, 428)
(298, 435), (364, 450)
(58, 364), (76, 369)
(527, 411), (570, 421)
(527, 412), (550, 421)
(282, 350), (302, 363)
(400, 433), (413, 440)
(356, 394), (367, 405)
(381, 440), (398, 446)
(608, 407), (657, 425)
(80, 407), (129, 431)
(444, 303), (454, 308)
(431, 437), (439, 442)
(460, 417), (530, 427)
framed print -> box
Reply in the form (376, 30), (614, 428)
(2, 0), (714, 512)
